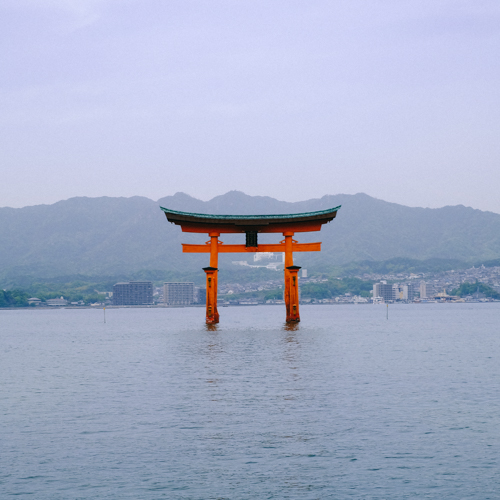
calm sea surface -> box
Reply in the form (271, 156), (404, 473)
(1, 304), (499, 499)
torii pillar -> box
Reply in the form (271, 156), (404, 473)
(203, 231), (220, 323)
(286, 265), (301, 322)
(283, 231), (297, 321)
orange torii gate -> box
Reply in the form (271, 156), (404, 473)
(161, 206), (341, 323)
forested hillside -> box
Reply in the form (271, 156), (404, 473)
(1, 191), (500, 283)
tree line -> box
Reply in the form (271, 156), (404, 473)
(0, 289), (30, 307)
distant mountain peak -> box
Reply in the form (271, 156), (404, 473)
(167, 192), (198, 201)
(2, 192), (500, 283)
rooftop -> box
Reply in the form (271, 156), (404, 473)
(160, 206), (341, 233)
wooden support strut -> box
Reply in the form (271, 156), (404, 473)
(182, 242), (321, 253)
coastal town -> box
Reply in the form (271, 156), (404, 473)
(11, 263), (499, 308)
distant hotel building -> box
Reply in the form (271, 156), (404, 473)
(113, 281), (153, 305)
(164, 282), (195, 306)
(373, 282), (419, 302)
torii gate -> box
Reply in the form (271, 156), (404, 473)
(161, 206), (341, 323)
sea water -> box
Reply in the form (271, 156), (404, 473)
(1, 303), (499, 499)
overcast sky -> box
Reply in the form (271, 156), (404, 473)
(1, 0), (499, 212)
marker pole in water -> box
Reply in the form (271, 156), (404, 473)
(104, 307), (106, 323)
(386, 303), (388, 320)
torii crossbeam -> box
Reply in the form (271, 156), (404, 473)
(161, 206), (341, 323)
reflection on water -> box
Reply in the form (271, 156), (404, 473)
(282, 329), (300, 363)
(204, 323), (219, 332)
(282, 321), (300, 332)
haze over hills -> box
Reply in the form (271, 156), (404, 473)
(1, 191), (500, 283)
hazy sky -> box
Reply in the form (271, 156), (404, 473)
(1, 0), (499, 212)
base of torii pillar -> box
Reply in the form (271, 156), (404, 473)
(203, 267), (219, 324)
(286, 265), (301, 322)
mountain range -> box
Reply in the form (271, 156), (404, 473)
(1, 191), (500, 283)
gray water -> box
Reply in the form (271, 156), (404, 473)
(1, 304), (499, 499)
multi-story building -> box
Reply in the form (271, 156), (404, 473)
(409, 282), (420, 300)
(392, 283), (403, 300)
(113, 281), (153, 306)
(164, 282), (195, 306)
(373, 282), (395, 302)
(374, 282), (419, 302)
(400, 283), (419, 301)
(420, 281), (438, 299)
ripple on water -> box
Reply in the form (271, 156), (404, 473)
(1, 303), (500, 498)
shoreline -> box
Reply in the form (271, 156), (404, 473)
(1, 300), (499, 311)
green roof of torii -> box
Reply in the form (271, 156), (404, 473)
(159, 206), (341, 221)
(160, 205), (341, 232)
